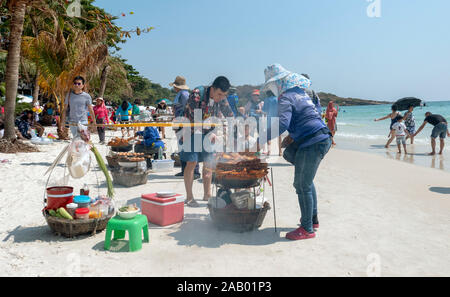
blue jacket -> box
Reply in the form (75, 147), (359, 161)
(173, 90), (190, 118)
(265, 87), (328, 149)
(227, 95), (239, 117)
(137, 127), (165, 149)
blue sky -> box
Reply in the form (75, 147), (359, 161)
(93, 0), (450, 102)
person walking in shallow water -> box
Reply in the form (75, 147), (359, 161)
(403, 105), (416, 144)
(374, 105), (401, 148)
(391, 115), (411, 154)
(414, 112), (450, 155)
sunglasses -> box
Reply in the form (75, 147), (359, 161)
(73, 82), (83, 86)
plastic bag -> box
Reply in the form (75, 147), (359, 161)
(231, 191), (252, 209)
(66, 123), (91, 179)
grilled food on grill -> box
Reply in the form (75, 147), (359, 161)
(107, 137), (131, 147)
(215, 153), (268, 180)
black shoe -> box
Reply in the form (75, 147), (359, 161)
(175, 172), (184, 177)
(194, 173), (201, 180)
(313, 215), (319, 226)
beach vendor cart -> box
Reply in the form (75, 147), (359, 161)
(208, 153), (276, 233)
(42, 124), (115, 238)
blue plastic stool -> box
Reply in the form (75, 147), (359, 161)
(104, 214), (149, 252)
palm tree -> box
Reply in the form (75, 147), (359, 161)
(1, 0), (152, 143)
(89, 55), (132, 101)
(2, 0), (26, 140)
(23, 16), (109, 139)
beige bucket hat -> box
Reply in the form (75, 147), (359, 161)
(169, 76), (190, 90)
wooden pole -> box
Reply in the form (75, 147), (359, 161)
(271, 167), (277, 233)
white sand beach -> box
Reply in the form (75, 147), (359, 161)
(1, 129), (449, 277)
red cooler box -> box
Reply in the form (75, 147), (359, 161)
(141, 193), (185, 226)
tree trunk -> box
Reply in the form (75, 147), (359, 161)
(32, 69), (40, 106)
(30, 13), (40, 106)
(3, 0), (27, 140)
(56, 93), (69, 140)
(99, 65), (110, 98)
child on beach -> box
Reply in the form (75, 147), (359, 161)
(391, 115), (411, 154)
(244, 124), (256, 152)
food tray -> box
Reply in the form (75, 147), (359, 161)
(110, 144), (133, 152)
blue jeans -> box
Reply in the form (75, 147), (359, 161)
(294, 138), (332, 233)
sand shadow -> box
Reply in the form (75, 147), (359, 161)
(20, 162), (65, 168)
(166, 213), (291, 248)
(147, 174), (181, 181)
(92, 240), (133, 253)
(429, 187), (450, 195)
(2, 225), (92, 243)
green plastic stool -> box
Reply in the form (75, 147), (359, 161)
(104, 214), (149, 252)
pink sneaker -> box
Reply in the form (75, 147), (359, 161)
(286, 227), (316, 241)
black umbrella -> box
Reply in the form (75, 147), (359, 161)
(394, 97), (423, 111)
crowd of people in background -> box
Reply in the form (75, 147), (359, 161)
(0, 75), (175, 143)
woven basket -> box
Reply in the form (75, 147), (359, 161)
(106, 155), (120, 169)
(207, 202), (271, 233)
(43, 210), (114, 238)
(111, 170), (148, 187)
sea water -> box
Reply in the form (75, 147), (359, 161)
(333, 101), (450, 172)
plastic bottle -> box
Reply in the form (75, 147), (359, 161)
(30, 129), (37, 139)
(158, 146), (163, 160)
(80, 183), (90, 196)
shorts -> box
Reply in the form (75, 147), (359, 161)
(431, 123), (448, 139)
(406, 126), (416, 135)
(119, 120), (131, 130)
(396, 136), (406, 145)
(179, 133), (215, 165)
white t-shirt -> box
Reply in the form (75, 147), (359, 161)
(392, 122), (407, 137)
(0, 129), (4, 138)
(245, 136), (257, 150)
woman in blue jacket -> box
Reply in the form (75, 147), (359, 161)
(261, 64), (332, 241)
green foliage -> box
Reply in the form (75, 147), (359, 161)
(235, 84), (263, 108)
(90, 57), (175, 106)
(15, 102), (32, 116)
(233, 84), (388, 107)
(317, 92), (389, 106)
(0, 51), (6, 82)
(0, 81), (5, 96)
(0, 94), (32, 116)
